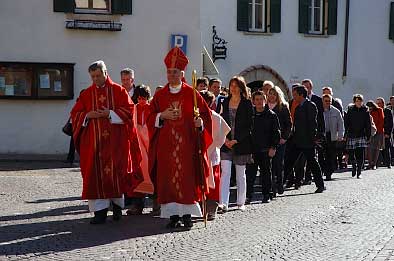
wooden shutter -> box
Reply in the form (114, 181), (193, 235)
(112, 0), (132, 15)
(327, 0), (338, 35)
(270, 0), (281, 33)
(390, 2), (394, 40)
(298, 0), (309, 33)
(237, 0), (249, 31)
(53, 0), (75, 13)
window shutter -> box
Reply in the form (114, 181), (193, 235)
(237, 0), (249, 31)
(270, 0), (281, 33)
(298, 0), (309, 33)
(390, 2), (394, 40)
(327, 0), (337, 35)
(53, 0), (75, 13)
(112, 0), (132, 15)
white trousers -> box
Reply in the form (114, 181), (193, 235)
(219, 160), (246, 207)
(88, 195), (124, 212)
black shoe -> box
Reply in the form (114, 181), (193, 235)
(294, 183), (301, 190)
(112, 204), (122, 221)
(325, 175), (332, 181)
(285, 181), (294, 189)
(277, 186), (284, 195)
(352, 165), (356, 177)
(166, 215), (182, 229)
(90, 208), (108, 224)
(302, 180), (312, 186)
(245, 197), (251, 205)
(388, 165), (392, 169)
(182, 214), (193, 229)
(315, 187), (326, 193)
(262, 195), (271, 203)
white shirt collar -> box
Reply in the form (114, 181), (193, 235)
(169, 83), (182, 94)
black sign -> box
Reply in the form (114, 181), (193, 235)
(212, 26), (228, 62)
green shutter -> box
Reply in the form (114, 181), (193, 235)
(53, 0), (75, 13)
(298, 0), (309, 34)
(390, 2), (394, 40)
(112, 0), (132, 15)
(237, 0), (249, 31)
(270, 0), (281, 33)
(327, 0), (337, 35)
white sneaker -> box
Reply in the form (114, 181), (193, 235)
(237, 205), (246, 211)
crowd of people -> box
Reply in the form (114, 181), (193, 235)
(68, 47), (394, 229)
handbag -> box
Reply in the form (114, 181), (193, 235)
(62, 118), (73, 136)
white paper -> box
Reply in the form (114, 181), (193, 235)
(39, 74), (50, 89)
(5, 85), (14, 96)
(0, 77), (5, 88)
(54, 81), (62, 92)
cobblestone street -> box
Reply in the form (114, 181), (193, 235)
(1, 162), (394, 260)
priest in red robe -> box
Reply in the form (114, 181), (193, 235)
(147, 47), (213, 229)
(71, 60), (139, 224)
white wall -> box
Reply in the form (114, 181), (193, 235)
(0, 0), (201, 154)
(200, 0), (394, 105)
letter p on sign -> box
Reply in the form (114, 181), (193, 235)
(171, 34), (188, 55)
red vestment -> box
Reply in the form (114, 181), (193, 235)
(147, 83), (213, 205)
(71, 76), (140, 199)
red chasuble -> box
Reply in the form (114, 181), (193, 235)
(147, 83), (213, 205)
(71, 76), (140, 199)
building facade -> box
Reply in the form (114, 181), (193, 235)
(0, 0), (202, 155)
(201, 0), (394, 102)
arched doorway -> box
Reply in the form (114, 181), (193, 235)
(239, 65), (290, 100)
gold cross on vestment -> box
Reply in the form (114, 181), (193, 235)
(99, 95), (106, 104)
(104, 166), (111, 174)
(102, 130), (110, 138)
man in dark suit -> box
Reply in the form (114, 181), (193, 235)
(208, 78), (226, 113)
(283, 85), (325, 193)
(121, 68), (139, 104)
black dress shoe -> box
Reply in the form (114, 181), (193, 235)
(277, 186), (284, 195)
(166, 215), (182, 229)
(182, 214), (193, 229)
(112, 204), (122, 221)
(294, 183), (301, 190)
(90, 208), (108, 224)
(262, 195), (271, 203)
(352, 165), (356, 177)
(315, 187), (326, 193)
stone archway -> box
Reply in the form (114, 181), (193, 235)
(239, 65), (290, 100)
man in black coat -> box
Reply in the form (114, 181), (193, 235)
(283, 85), (325, 193)
(377, 97), (393, 168)
(120, 68), (139, 104)
(246, 91), (281, 203)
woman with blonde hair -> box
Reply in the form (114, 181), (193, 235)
(267, 86), (292, 196)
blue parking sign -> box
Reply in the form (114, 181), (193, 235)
(171, 34), (188, 55)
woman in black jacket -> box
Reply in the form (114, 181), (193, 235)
(267, 86), (292, 195)
(345, 94), (371, 178)
(219, 76), (253, 212)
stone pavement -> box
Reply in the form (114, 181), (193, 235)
(1, 162), (394, 260)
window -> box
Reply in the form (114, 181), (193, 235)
(248, 0), (266, 32)
(53, 0), (132, 15)
(237, 0), (281, 33)
(0, 62), (74, 100)
(75, 0), (111, 14)
(299, 0), (337, 36)
(308, 0), (323, 34)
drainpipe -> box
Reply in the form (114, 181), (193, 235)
(342, 0), (350, 80)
